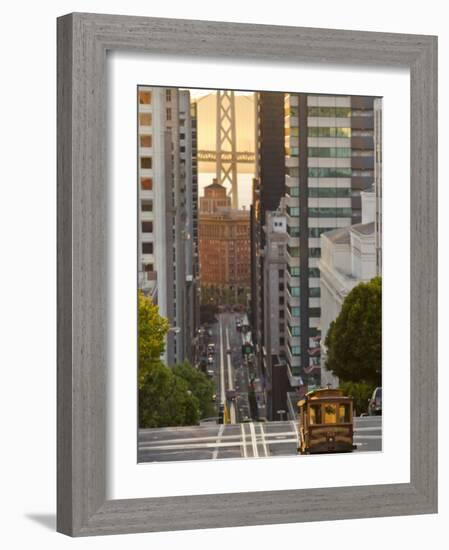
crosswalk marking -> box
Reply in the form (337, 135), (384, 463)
(249, 422), (259, 457)
(258, 423), (269, 457)
(212, 424), (225, 459)
(240, 424), (248, 458)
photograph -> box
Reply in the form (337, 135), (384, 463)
(137, 86), (382, 462)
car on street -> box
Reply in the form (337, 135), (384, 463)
(207, 356), (214, 364)
(368, 387), (382, 415)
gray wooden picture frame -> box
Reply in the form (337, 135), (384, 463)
(57, 12), (438, 537)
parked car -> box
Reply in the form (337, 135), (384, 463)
(368, 387), (382, 415)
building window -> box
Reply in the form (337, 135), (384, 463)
(308, 207), (352, 218)
(308, 127), (351, 138)
(142, 243), (153, 254)
(287, 245), (300, 257)
(309, 268), (320, 278)
(308, 167), (352, 178)
(309, 307), (321, 318)
(286, 166), (300, 178)
(140, 178), (153, 190)
(287, 225), (300, 237)
(140, 135), (152, 147)
(142, 221), (153, 233)
(166, 89), (172, 102)
(139, 113), (152, 126)
(289, 344), (301, 356)
(141, 200), (153, 211)
(287, 284), (300, 297)
(141, 157), (152, 169)
(139, 90), (152, 104)
(308, 147), (351, 158)
(309, 287), (321, 298)
(287, 207), (300, 217)
(309, 227), (334, 238)
(308, 106), (351, 117)
(166, 108), (172, 121)
(289, 324), (300, 336)
(288, 306), (300, 317)
(288, 266), (300, 277)
(308, 187), (351, 198)
(144, 263), (154, 272)
(309, 248), (321, 258)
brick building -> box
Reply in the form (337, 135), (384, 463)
(199, 182), (251, 290)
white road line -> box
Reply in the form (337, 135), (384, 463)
(140, 433), (245, 446)
(212, 424), (225, 459)
(139, 430), (299, 448)
(229, 401), (237, 424)
(219, 318), (225, 405)
(290, 420), (300, 447)
(354, 435), (382, 440)
(258, 423), (269, 457)
(249, 422), (259, 457)
(225, 328), (234, 391)
(240, 424), (248, 458)
(140, 438), (299, 451)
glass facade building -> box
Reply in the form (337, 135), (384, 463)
(284, 93), (375, 387)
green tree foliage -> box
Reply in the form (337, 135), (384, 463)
(138, 290), (170, 388)
(138, 291), (203, 428)
(139, 361), (200, 428)
(172, 361), (216, 419)
(339, 381), (375, 415)
(325, 277), (381, 386)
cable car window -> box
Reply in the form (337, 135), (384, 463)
(323, 403), (337, 424)
(338, 403), (351, 423)
(309, 404), (322, 424)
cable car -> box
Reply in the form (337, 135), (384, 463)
(297, 388), (356, 454)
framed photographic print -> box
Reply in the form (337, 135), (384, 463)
(57, 12), (437, 536)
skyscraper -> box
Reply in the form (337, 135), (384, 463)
(251, 92), (286, 388)
(284, 93), (377, 388)
(137, 86), (198, 365)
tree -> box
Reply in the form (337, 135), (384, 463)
(138, 291), (201, 428)
(172, 361), (216, 419)
(139, 361), (200, 428)
(138, 290), (170, 388)
(325, 276), (381, 386)
(339, 381), (375, 416)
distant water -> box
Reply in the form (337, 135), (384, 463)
(198, 172), (254, 210)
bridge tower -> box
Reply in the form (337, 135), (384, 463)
(216, 90), (238, 209)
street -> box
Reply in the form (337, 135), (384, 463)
(208, 312), (262, 424)
(138, 415), (382, 462)
(138, 311), (382, 463)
